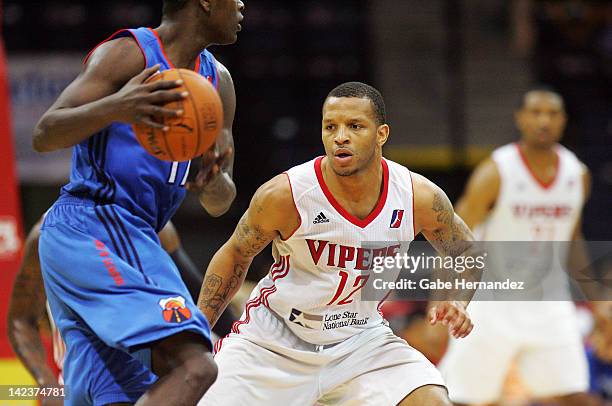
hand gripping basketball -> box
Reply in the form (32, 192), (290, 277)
(127, 65), (224, 162)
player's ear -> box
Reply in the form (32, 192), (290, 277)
(376, 124), (389, 147)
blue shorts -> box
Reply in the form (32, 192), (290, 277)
(40, 196), (211, 406)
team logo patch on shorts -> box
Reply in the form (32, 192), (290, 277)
(159, 296), (192, 323)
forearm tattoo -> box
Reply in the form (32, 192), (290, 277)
(198, 207), (273, 325)
(234, 211), (271, 258)
(198, 264), (246, 325)
(430, 191), (472, 257)
(429, 191), (482, 303)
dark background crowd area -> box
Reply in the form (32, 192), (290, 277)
(3, 0), (611, 279)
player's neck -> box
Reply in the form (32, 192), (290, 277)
(322, 156), (383, 208)
(518, 141), (557, 165)
(155, 20), (210, 70)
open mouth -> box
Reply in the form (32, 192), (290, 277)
(334, 150), (353, 163)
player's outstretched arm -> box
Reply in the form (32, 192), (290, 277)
(7, 219), (58, 388)
(33, 38), (186, 152)
(197, 174), (299, 326)
(188, 61), (237, 217)
(412, 173), (479, 338)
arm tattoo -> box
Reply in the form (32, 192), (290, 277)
(432, 192), (453, 226)
(198, 209), (273, 325)
(198, 264), (246, 325)
(430, 191), (471, 257)
(428, 190), (482, 304)
(235, 213), (271, 257)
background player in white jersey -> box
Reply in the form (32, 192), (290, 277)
(439, 88), (594, 406)
(197, 82), (480, 405)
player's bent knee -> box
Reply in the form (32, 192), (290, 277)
(181, 351), (218, 391)
(151, 331), (214, 377)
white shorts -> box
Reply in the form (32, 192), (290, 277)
(439, 301), (589, 404)
(199, 305), (445, 406)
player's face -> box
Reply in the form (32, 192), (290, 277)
(206, 0), (245, 44)
(515, 92), (566, 149)
(322, 97), (389, 177)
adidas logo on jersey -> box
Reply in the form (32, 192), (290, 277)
(313, 212), (330, 224)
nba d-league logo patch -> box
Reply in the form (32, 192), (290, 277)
(159, 296), (192, 323)
(390, 209), (404, 228)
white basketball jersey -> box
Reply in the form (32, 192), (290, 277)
(478, 142), (585, 304)
(234, 157), (415, 345)
(483, 143), (584, 241)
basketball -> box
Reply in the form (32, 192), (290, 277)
(132, 68), (223, 162)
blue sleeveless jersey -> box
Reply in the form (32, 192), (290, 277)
(61, 27), (219, 231)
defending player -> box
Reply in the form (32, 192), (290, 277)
(439, 88), (593, 406)
(32, 0), (244, 404)
(198, 82), (477, 405)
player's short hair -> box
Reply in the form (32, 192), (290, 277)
(519, 85), (565, 111)
(163, 0), (189, 15)
(327, 82), (386, 125)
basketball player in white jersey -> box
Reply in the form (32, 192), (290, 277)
(197, 82), (480, 405)
(439, 88), (593, 406)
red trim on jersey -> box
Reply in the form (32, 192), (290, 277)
(280, 172), (302, 241)
(409, 171), (416, 237)
(149, 28), (201, 72)
(83, 29), (147, 69)
(377, 290), (392, 318)
(229, 256), (289, 335)
(148, 28), (174, 68)
(314, 157), (389, 229)
(515, 143), (559, 190)
(213, 58), (220, 90)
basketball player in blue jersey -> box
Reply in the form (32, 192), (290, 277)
(32, 0), (244, 405)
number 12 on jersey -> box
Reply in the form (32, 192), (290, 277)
(327, 270), (370, 306)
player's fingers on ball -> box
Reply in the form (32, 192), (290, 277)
(148, 90), (188, 104)
(146, 79), (183, 92)
(147, 105), (183, 118)
(140, 117), (167, 131)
